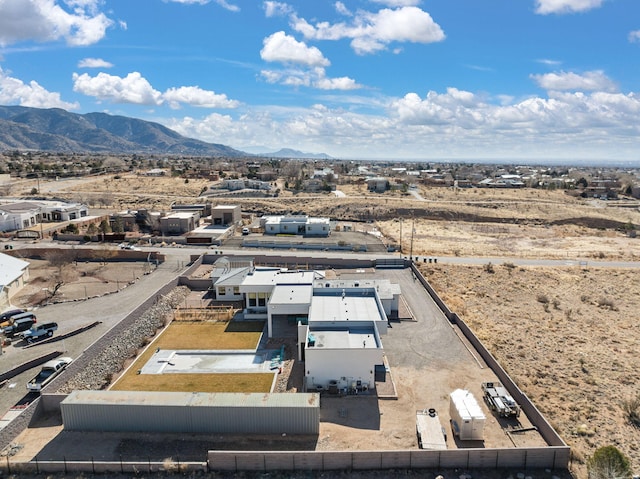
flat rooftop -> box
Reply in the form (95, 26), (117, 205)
(308, 327), (380, 349)
(308, 292), (384, 323)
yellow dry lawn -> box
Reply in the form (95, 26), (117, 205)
(112, 372), (274, 393)
(111, 320), (270, 393)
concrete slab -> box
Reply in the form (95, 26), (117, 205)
(141, 349), (279, 374)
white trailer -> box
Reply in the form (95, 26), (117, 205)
(449, 389), (485, 441)
(416, 409), (447, 450)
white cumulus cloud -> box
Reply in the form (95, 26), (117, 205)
(0, 0), (113, 46)
(531, 70), (617, 92)
(534, 0), (604, 14)
(165, 85), (640, 160)
(163, 86), (240, 109)
(292, 6), (445, 55)
(0, 67), (79, 109)
(629, 30), (640, 43)
(261, 31), (330, 67)
(72, 71), (240, 108)
(314, 76), (360, 90)
(72, 71), (164, 105)
(78, 57), (114, 68)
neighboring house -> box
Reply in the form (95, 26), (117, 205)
(144, 168), (166, 177)
(261, 215), (331, 237)
(40, 201), (89, 221)
(211, 205), (241, 226)
(171, 203), (212, 217)
(0, 252), (30, 304)
(367, 177), (389, 193)
(222, 179), (245, 191)
(0, 202), (41, 232)
(159, 211), (200, 235)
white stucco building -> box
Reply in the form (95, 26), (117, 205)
(261, 215), (331, 237)
(209, 256), (398, 393)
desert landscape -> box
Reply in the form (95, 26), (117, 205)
(5, 173), (640, 478)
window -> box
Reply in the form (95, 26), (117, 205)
(258, 292), (267, 307)
(233, 286), (240, 295)
(218, 287), (225, 295)
(248, 292), (257, 307)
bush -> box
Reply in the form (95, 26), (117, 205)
(483, 262), (495, 273)
(622, 395), (640, 428)
(587, 445), (631, 479)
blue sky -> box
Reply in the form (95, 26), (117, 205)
(1, 0), (640, 163)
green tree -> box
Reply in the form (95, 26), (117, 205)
(587, 446), (632, 479)
(99, 219), (112, 241)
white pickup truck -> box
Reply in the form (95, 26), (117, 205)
(27, 357), (72, 392)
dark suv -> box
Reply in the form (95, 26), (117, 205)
(3, 313), (37, 337)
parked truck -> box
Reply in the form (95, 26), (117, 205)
(481, 381), (521, 418)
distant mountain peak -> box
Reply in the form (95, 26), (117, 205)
(261, 148), (333, 159)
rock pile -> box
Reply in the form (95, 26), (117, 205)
(60, 286), (190, 393)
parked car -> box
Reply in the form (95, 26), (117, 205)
(21, 322), (58, 343)
(26, 357), (72, 392)
(119, 243), (141, 251)
(242, 227), (250, 235)
(0, 308), (25, 328)
(2, 312), (36, 337)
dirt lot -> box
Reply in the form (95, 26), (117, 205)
(420, 262), (640, 477)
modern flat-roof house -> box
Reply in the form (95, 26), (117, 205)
(261, 215), (331, 237)
(40, 201), (89, 222)
(160, 211), (200, 235)
(302, 287), (388, 392)
(209, 256), (395, 393)
(211, 205), (241, 226)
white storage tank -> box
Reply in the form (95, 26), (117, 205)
(449, 389), (485, 441)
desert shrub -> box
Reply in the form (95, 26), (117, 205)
(537, 293), (549, 304)
(552, 298), (561, 309)
(587, 445), (631, 479)
(483, 262), (495, 273)
(622, 395), (640, 428)
(597, 297), (617, 310)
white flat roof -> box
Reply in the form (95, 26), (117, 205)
(270, 284), (313, 305)
(241, 268), (318, 288)
(164, 212), (197, 219)
(308, 328), (379, 349)
(309, 294), (384, 323)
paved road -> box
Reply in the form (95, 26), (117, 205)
(0, 250), (193, 416)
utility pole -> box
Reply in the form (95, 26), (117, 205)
(410, 217), (415, 261)
(399, 218), (402, 256)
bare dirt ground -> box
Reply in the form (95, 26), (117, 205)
(9, 259), (151, 308)
(420, 262), (640, 478)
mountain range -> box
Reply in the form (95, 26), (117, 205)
(0, 106), (334, 160)
(0, 105), (244, 156)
